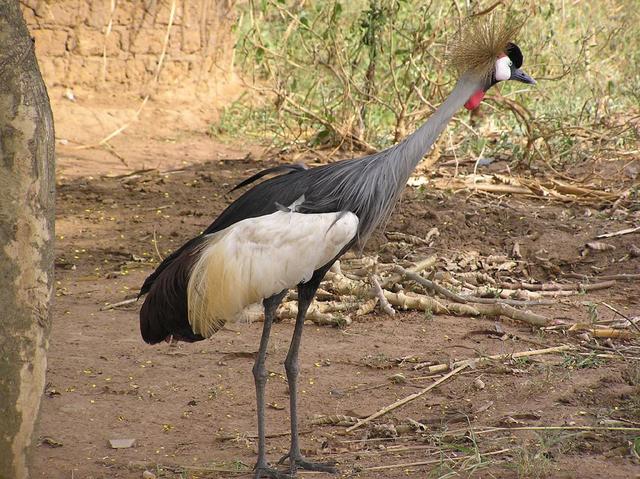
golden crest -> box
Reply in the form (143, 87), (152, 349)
(449, 12), (523, 78)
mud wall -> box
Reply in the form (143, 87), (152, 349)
(20, 0), (238, 98)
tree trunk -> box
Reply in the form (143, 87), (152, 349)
(0, 2), (55, 478)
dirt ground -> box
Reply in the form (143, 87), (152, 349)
(31, 106), (640, 479)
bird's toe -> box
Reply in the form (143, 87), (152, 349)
(278, 454), (338, 475)
(254, 465), (292, 479)
(294, 458), (337, 473)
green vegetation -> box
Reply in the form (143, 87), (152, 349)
(216, 0), (639, 169)
(561, 351), (604, 369)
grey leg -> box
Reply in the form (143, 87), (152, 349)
(254, 291), (289, 479)
(279, 281), (337, 475)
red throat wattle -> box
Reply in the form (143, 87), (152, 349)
(464, 90), (485, 110)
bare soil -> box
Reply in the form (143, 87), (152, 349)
(32, 129), (640, 479)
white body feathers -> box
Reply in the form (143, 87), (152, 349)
(187, 210), (359, 337)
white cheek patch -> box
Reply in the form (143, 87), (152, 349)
(495, 56), (511, 82)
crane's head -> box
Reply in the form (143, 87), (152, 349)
(449, 13), (535, 110)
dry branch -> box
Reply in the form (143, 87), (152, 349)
(394, 265), (467, 303)
(345, 364), (469, 432)
(500, 280), (616, 292)
(385, 231), (429, 245)
(600, 301), (640, 334)
(379, 256), (436, 288)
(595, 226), (640, 239)
(472, 303), (550, 327)
(363, 448), (512, 471)
(598, 274), (640, 282)
(567, 324), (638, 340)
(394, 266), (555, 310)
(425, 344), (574, 374)
(383, 290), (449, 314)
(392, 266), (551, 325)
(325, 260), (552, 326)
(410, 174), (626, 205)
(278, 302), (351, 327)
(311, 415), (359, 426)
(356, 298), (378, 316)
(462, 296), (555, 306)
(371, 275), (396, 316)
(241, 301), (351, 327)
(100, 297), (138, 311)
(452, 271), (496, 286)
(324, 271), (369, 297)
(472, 426), (640, 435)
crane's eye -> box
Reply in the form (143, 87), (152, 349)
(508, 59), (513, 68)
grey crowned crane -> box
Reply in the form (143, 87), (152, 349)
(138, 15), (535, 479)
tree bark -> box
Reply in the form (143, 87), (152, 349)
(0, 2), (55, 478)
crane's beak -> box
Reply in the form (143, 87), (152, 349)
(511, 69), (536, 85)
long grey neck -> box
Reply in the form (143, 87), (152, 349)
(395, 73), (482, 171)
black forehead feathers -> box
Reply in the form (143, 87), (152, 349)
(506, 42), (523, 68)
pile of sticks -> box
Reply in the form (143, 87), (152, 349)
(254, 250), (638, 340)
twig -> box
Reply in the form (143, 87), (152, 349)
(356, 298), (378, 316)
(568, 325), (638, 339)
(472, 302), (550, 327)
(311, 415), (359, 426)
(385, 231), (428, 245)
(425, 344), (574, 374)
(472, 426), (640, 434)
(363, 448), (512, 471)
(595, 226), (640, 239)
(345, 364), (469, 432)
(100, 297), (138, 311)
(101, 0), (116, 83)
(371, 275), (395, 316)
(324, 271), (369, 297)
(152, 226), (164, 262)
(324, 443), (441, 457)
(600, 302), (640, 334)
(598, 274), (640, 281)
(152, 0), (177, 85)
(420, 174), (625, 205)
(102, 142), (128, 167)
(379, 256), (436, 288)
(500, 280), (616, 292)
(215, 429), (311, 442)
(383, 290), (449, 314)
(462, 296), (555, 306)
(278, 302), (350, 327)
(577, 352), (640, 360)
(394, 265), (467, 303)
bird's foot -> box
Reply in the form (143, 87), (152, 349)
(254, 463), (291, 479)
(277, 452), (337, 475)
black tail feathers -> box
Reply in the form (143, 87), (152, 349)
(139, 239), (206, 344)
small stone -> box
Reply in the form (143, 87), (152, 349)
(473, 378), (485, 390)
(40, 436), (63, 448)
(142, 471), (157, 479)
(109, 438), (136, 449)
(585, 241), (615, 252)
(389, 373), (407, 384)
